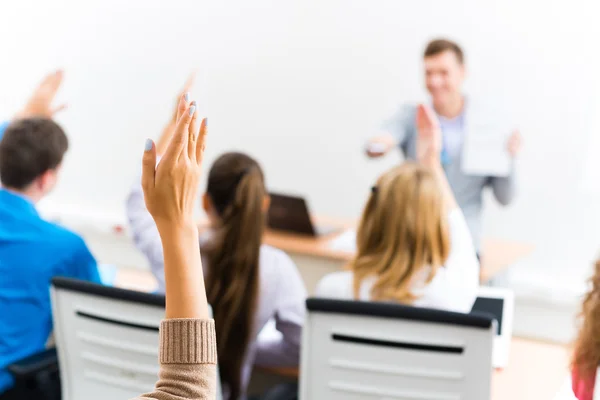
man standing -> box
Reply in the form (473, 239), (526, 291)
(366, 38), (522, 254)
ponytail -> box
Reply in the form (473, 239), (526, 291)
(203, 152), (265, 399)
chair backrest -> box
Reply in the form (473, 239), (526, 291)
(50, 277), (222, 400)
(300, 298), (496, 400)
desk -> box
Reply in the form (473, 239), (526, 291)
(250, 338), (570, 400)
(264, 226), (534, 294)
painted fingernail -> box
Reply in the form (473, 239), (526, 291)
(184, 92), (190, 102)
(189, 105), (196, 116)
(144, 138), (153, 151)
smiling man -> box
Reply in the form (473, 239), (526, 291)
(365, 38), (522, 254)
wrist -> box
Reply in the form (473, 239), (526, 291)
(155, 218), (198, 238)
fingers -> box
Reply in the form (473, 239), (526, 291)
(41, 70), (64, 94)
(188, 101), (199, 160)
(415, 104), (427, 132)
(195, 118), (208, 163)
(176, 92), (189, 123)
(141, 139), (157, 191)
(417, 104), (439, 131)
(164, 103), (194, 162)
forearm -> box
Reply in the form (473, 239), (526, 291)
(126, 181), (166, 291)
(157, 222), (209, 320)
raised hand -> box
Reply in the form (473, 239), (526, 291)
(17, 70), (67, 119)
(157, 71), (198, 155)
(142, 93), (207, 227)
(415, 104), (442, 167)
(142, 92), (209, 321)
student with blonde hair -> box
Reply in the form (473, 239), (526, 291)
(571, 260), (600, 400)
(317, 104), (479, 313)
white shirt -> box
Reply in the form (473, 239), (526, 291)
(315, 209), (479, 313)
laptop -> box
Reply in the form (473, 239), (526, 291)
(267, 193), (340, 237)
(470, 286), (515, 368)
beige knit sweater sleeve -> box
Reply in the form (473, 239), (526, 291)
(134, 319), (218, 400)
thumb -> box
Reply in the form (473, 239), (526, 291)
(141, 139), (157, 192)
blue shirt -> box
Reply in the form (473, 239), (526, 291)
(0, 125), (101, 392)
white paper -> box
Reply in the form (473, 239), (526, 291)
(327, 229), (358, 253)
(462, 122), (513, 177)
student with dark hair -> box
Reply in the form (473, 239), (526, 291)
(0, 72), (101, 398)
(127, 86), (307, 400)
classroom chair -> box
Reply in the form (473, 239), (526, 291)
(299, 298), (496, 400)
(50, 277), (223, 400)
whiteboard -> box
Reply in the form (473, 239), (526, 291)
(0, 0), (598, 254)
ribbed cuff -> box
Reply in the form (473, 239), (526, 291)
(159, 319), (217, 364)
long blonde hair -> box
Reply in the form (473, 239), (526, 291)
(352, 162), (450, 302)
(572, 260), (600, 381)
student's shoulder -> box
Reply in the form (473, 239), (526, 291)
(315, 271), (354, 299)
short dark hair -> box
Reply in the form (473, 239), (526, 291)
(424, 39), (464, 64)
(0, 118), (69, 189)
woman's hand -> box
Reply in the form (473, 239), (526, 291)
(142, 93), (207, 229)
(141, 92), (209, 320)
(415, 104), (442, 168)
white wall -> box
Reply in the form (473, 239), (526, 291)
(1, 0), (599, 281)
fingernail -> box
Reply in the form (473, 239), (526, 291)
(184, 92), (190, 102)
(204, 118), (208, 127)
(189, 105), (196, 117)
(190, 100), (197, 106)
(144, 138), (153, 151)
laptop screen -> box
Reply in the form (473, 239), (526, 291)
(471, 297), (504, 335)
